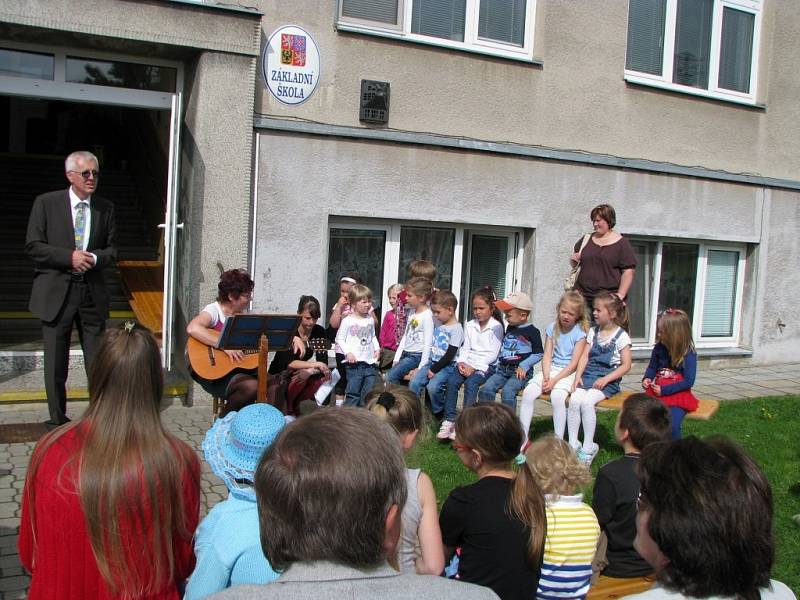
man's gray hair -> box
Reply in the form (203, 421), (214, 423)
(65, 151), (99, 173)
(256, 407), (407, 571)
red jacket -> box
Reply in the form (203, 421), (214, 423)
(18, 424), (200, 599)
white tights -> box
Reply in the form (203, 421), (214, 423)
(519, 383), (570, 439)
(567, 388), (606, 451)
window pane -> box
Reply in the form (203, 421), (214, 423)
(412, 0), (466, 42)
(399, 226), (455, 290)
(478, 0), (526, 46)
(467, 235), (508, 316)
(0, 48), (54, 80)
(658, 243), (698, 316)
(342, 0), (400, 25)
(326, 229), (387, 317)
(628, 241), (656, 341)
(672, 0), (713, 89)
(701, 250), (738, 337)
(626, 0), (666, 75)
(66, 57), (177, 92)
(718, 7), (754, 93)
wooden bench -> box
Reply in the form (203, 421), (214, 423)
(593, 390), (720, 420)
(586, 575), (655, 599)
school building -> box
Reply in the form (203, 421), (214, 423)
(1, 0), (798, 403)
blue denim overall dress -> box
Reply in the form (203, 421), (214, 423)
(579, 326), (624, 397)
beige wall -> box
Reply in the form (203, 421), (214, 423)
(253, 0), (800, 181)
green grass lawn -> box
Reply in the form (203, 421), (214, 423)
(407, 395), (800, 593)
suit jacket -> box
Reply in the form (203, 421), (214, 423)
(25, 189), (117, 322)
(207, 560), (499, 600)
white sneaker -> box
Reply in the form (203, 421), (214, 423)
(437, 420), (455, 441)
(577, 442), (600, 465)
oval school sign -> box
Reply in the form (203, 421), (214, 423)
(263, 25), (320, 105)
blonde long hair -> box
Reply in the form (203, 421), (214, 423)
(552, 290), (590, 346)
(25, 324), (198, 596)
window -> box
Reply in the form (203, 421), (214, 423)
(625, 0), (761, 104)
(325, 220), (521, 323)
(0, 48), (54, 80)
(337, 0), (535, 61)
(627, 239), (745, 346)
(66, 57), (177, 93)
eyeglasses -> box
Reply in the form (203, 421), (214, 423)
(69, 169), (100, 179)
(452, 442), (470, 452)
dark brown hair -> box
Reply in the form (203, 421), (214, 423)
(638, 436), (774, 600)
(297, 295), (321, 320)
(455, 403), (546, 567)
(216, 268), (254, 303)
(256, 408), (407, 571)
(590, 203), (617, 229)
(618, 393), (671, 451)
(471, 285), (503, 323)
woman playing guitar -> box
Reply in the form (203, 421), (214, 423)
(186, 269), (259, 415)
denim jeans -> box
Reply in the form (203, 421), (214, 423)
(386, 351), (423, 384)
(443, 367), (489, 422)
(344, 362), (378, 407)
(409, 361), (455, 416)
(477, 363), (532, 409)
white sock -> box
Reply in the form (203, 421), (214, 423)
(580, 389), (605, 451)
(567, 389), (584, 449)
(519, 381), (541, 438)
(550, 388), (569, 439)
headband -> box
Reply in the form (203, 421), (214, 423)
(340, 276), (357, 284)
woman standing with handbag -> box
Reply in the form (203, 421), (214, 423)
(571, 204), (637, 318)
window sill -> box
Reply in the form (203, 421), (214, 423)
(336, 22), (543, 66)
(624, 73), (765, 109)
(631, 346), (753, 361)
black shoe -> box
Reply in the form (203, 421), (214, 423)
(44, 418), (70, 431)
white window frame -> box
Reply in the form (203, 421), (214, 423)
(336, 0), (536, 62)
(0, 41), (182, 110)
(624, 0), (762, 106)
(631, 238), (746, 349)
(327, 218), (523, 325)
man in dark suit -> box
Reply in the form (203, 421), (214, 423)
(25, 151), (117, 428)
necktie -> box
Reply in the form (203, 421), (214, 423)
(74, 202), (87, 250)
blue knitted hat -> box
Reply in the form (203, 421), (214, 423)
(203, 403), (286, 501)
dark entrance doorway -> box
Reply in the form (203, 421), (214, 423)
(0, 96), (168, 348)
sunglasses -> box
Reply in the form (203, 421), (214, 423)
(69, 169), (100, 179)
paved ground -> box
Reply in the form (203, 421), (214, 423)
(1, 363), (799, 598)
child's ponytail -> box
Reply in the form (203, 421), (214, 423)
(457, 403), (546, 569)
(511, 455), (547, 568)
(595, 291), (630, 332)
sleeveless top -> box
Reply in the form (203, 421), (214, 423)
(398, 468), (422, 573)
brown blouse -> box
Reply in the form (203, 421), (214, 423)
(574, 235), (637, 298)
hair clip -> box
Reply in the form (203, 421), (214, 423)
(123, 320), (136, 333)
(514, 453), (526, 465)
(376, 392), (395, 410)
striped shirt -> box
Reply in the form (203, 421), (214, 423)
(537, 494), (600, 600)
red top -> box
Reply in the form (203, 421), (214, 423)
(18, 424), (200, 600)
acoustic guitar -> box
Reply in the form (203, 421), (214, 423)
(187, 331), (332, 381)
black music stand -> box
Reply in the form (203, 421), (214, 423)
(217, 313), (301, 404)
